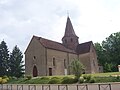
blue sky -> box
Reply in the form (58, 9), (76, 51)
(0, 0), (120, 53)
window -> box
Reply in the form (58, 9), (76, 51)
(65, 39), (67, 43)
(64, 59), (67, 68)
(53, 58), (55, 66)
(33, 56), (36, 60)
(71, 38), (73, 42)
(93, 60), (95, 66)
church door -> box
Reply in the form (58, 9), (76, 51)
(33, 65), (38, 77)
(49, 68), (52, 76)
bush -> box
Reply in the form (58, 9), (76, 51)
(2, 75), (8, 79)
(61, 77), (78, 84)
(79, 77), (84, 83)
(79, 75), (95, 83)
(1, 79), (7, 84)
(0, 77), (2, 84)
(89, 77), (95, 83)
(25, 75), (32, 80)
(40, 76), (50, 80)
(83, 75), (91, 81)
(48, 77), (61, 84)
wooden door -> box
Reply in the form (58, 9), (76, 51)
(49, 68), (52, 76)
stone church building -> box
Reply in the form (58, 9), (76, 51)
(25, 17), (99, 77)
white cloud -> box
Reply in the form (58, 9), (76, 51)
(0, 0), (120, 53)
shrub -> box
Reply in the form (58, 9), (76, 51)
(40, 76), (50, 80)
(89, 77), (95, 83)
(48, 77), (61, 84)
(83, 75), (91, 80)
(79, 77), (84, 83)
(0, 77), (2, 84)
(25, 75), (32, 80)
(2, 75), (8, 79)
(61, 77), (77, 84)
(2, 75), (9, 81)
(116, 75), (120, 80)
(1, 79), (7, 84)
(79, 75), (95, 83)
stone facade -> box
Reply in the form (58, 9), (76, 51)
(25, 17), (99, 77)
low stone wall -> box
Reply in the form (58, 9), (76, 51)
(0, 83), (120, 90)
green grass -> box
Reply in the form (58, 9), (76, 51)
(84, 72), (120, 77)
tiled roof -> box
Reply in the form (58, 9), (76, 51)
(34, 36), (92, 54)
(34, 36), (76, 53)
(76, 41), (92, 54)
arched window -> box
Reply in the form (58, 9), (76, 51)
(64, 59), (67, 68)
(33, 56), (36, 60)
(53, 58), (55, 66)
(71, 38), (73, 42)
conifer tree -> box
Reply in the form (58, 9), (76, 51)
(9, 45), (24, 78)
(0, 41), (9, 76)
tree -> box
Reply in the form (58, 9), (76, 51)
(95, 32), (120, 72)
(0, 41), (9, 76)
(70, 59), (85, 80)
(94, 43), (105, 65)
(102, 32), (120, 72)
(9, 45), (24, 78)
(94, 42), (110, 72)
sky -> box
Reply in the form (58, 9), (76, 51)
(0, 0), (120, 53)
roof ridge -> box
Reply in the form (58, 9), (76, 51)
(79, 41), (92, 45)
(34, 35), (76, 53)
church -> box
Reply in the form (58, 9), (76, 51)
(25, 16), (99, 77)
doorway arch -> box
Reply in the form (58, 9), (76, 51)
(33, 65), (38, 77)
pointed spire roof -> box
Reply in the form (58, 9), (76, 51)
(63, 16), (78, 37)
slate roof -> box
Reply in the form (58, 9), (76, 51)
(63, 17), (78, 38)
(34, 36), (92, 54)
(76, 41), (92, 54)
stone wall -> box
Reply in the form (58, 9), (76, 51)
(25, 37), (46, 76)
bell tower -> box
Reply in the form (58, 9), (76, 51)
(62, 17), (79, 50)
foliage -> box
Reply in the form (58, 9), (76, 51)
(79, 77), (84, 83)
(79, 75), (95, 83)
(0, 76), (9, 84)
(70, 59), (85, 80)
(61, 76), (78, 84)
(8, 45), (24, 78)
(48, 77), (61, 84)
(94, 43), (107, 66)
(95, 32), (120, 72)
(0, 40), (24, 78)
(6, 72), (120, 84)
(40, 76), (50, 80)
(0, 41), (9, 76)
(25, 75), (32, 80)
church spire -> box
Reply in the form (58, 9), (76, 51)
(63, 16), (78, 37)
(62, 16), (79, 50)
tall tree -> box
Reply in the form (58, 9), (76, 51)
(102, 32), (120, 72)
(95, 32), (120, 72)
(0, 41), (9, 76)
(94, 43), (105, 65)
(9, 45), (24, 78)
(94, 42), (110, 72)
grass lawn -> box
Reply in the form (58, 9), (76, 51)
(86, 72), (120, 77)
